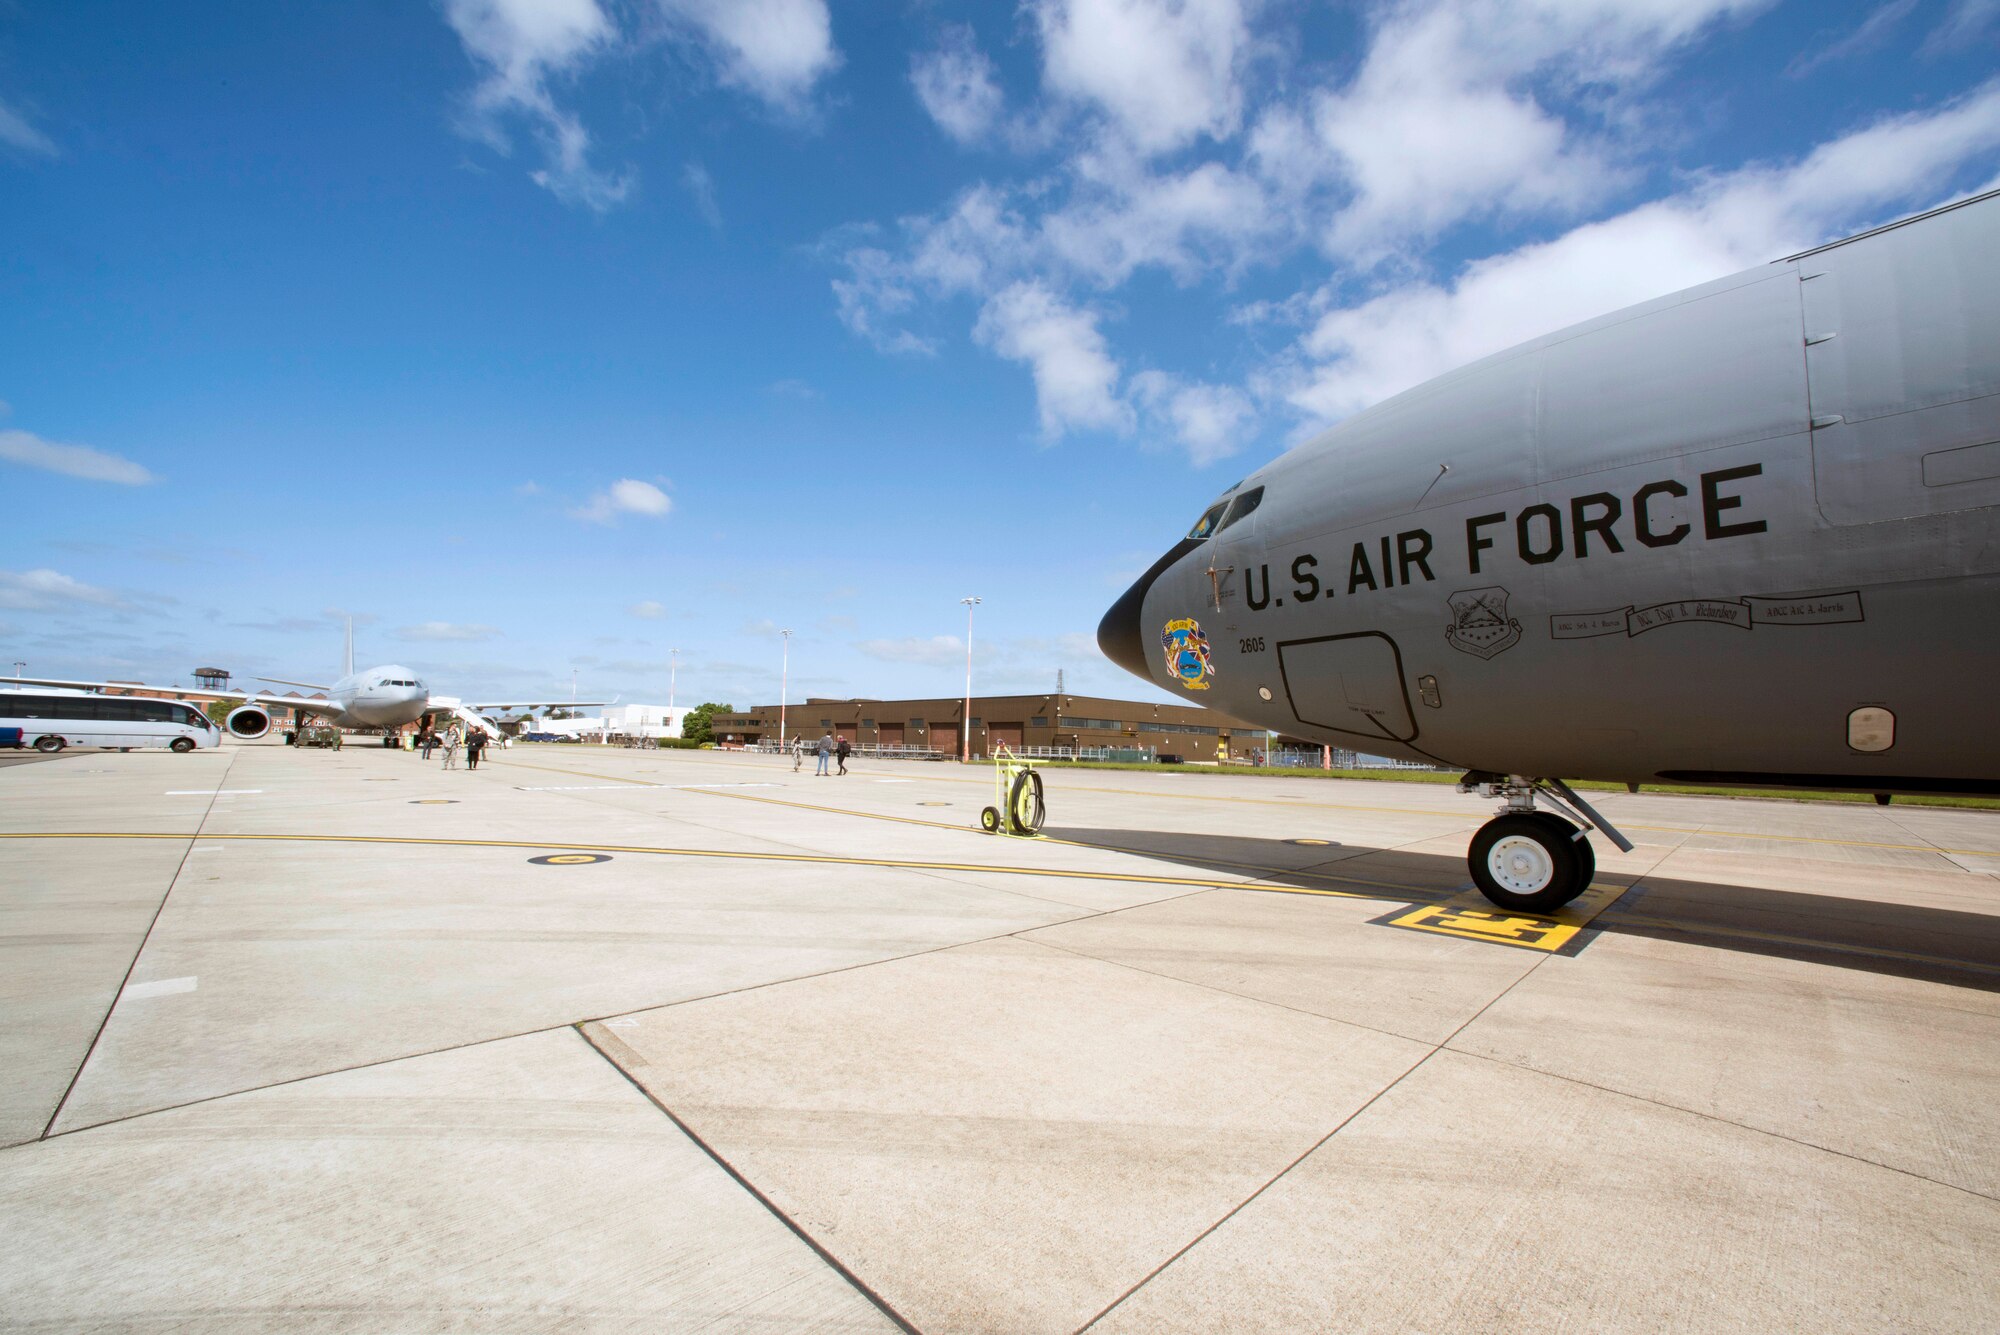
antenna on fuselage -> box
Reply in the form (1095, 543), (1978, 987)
(344, 616), (354, 678)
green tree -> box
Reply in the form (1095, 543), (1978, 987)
(203, 700), (233, 726)
(681, 701), (733, 746)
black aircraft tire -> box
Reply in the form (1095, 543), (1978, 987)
(1524, 811), (1594, 890)
(1469, 813), (1589, 914)
(980, 806), (1002, 834)
(1008, 769), (1046, 835)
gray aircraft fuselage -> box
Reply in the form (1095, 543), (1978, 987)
(1101, 190), (2000, 800)
(311, 667), (431, 729)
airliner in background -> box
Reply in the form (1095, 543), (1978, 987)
(4, 623), (602, 741)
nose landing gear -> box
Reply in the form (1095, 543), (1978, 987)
(1459, 774), (1633, 913)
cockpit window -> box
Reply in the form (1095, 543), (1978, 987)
(1216, 486), (1263, 533)
(1186, 501), (1229, 540)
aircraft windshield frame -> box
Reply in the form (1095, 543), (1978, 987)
(1186, 500), (1230, 540)
(1216, 486), (1263, 534)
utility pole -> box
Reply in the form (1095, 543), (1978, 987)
(960, 596), (981, 762)
(778, 630), (793, 748)
(668, 647), (678, 719)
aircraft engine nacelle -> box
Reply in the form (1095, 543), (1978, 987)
(225, 705), (272, 739)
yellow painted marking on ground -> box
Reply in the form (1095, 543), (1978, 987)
(1381, 882), (1631, 953)
(684, 785), (1437, 898)
(0, 830), (1384, 897)
(506, 754), (1998, 857)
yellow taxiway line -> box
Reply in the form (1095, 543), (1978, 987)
(503, 759), (1453, 899)
(9, 829), (1991, 977)
(0, 830), (1385, 900)
(504, 754), (2000, 860)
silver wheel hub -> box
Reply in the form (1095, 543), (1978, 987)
(1488, 834), (1555, 894)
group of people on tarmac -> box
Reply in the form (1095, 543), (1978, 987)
(791, 732), (850, 776)
(416, 721), (488, 771)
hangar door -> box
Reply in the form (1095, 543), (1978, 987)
(1277, 632), (1417, 746)
(877, 723), (904, 748)
(987, 722), (1024, 752)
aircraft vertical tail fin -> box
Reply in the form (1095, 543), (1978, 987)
(345, 616), (354, 678)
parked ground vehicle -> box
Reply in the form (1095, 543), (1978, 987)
(0, 688), (220, 753)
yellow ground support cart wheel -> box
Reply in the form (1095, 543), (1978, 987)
(983, 745), (1047, 836)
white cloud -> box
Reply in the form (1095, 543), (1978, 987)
(0, 430), (156, 485)
(516, 480), (544, 495)
(973, 282), (1134, 439)
(0, 95), (57, 157)
(683, 161), (722, 229)
(1285, 81), (2000, 422)
(1042, 152), (1273, 285)
(573, 477), (674, 523)
(441, 0), (632, 210)
(832, 247), (937, 356)
(1787, 0), (1919, 78)
(1029, 0), (1251, 155)
(0, 569), (123, 610)
(1132, 371), (1255, 466)
(913, 25), (1004, 145)
(1295, 0), (1774, 263)
(629, 600), (665, 618)
(395, 622), (501, 642)
(854, 634), (966, 666)
(1926, 0), (2000, 53)
(655, 0), (839, 115)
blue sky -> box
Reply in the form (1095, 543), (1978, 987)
(3, 0), (1997, 711)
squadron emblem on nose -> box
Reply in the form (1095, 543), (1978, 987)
(1162, 617), (1215, 690)
(1446, 586), (1524, 659)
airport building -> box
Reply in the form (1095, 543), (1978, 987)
(710, 694), (1287, 762)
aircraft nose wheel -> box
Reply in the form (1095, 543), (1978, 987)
(1469, 812), (1594, 913)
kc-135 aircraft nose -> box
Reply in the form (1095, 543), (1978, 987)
(1098, 537), (1203, 684)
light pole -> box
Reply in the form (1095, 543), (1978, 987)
(960, 596), (981, 762)
(9, 662), (22, 679)
(668, 647), (678, 717)
(778, 630), (793, 749)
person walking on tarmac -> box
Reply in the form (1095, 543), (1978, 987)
(441, 723), (462, 770)
(465, 727), (487, 771)
(835, 735), (851, 776)
(419, 727), (437, 760)
(791, 734), (804, 772)
(815, 732), (833, 776)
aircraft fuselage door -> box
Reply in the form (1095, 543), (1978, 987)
(1277, 631), (1418, 746)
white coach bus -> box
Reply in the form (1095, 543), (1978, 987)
(1, 687), (221, 753)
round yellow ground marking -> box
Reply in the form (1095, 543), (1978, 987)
(917, 801), (952, 807)
(1291, 838), (1335, 846)
(530, 852), (612, 865)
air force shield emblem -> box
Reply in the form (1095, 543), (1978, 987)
(1446, 586), (1524, 660)
(1161, 617), (1214, 690)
